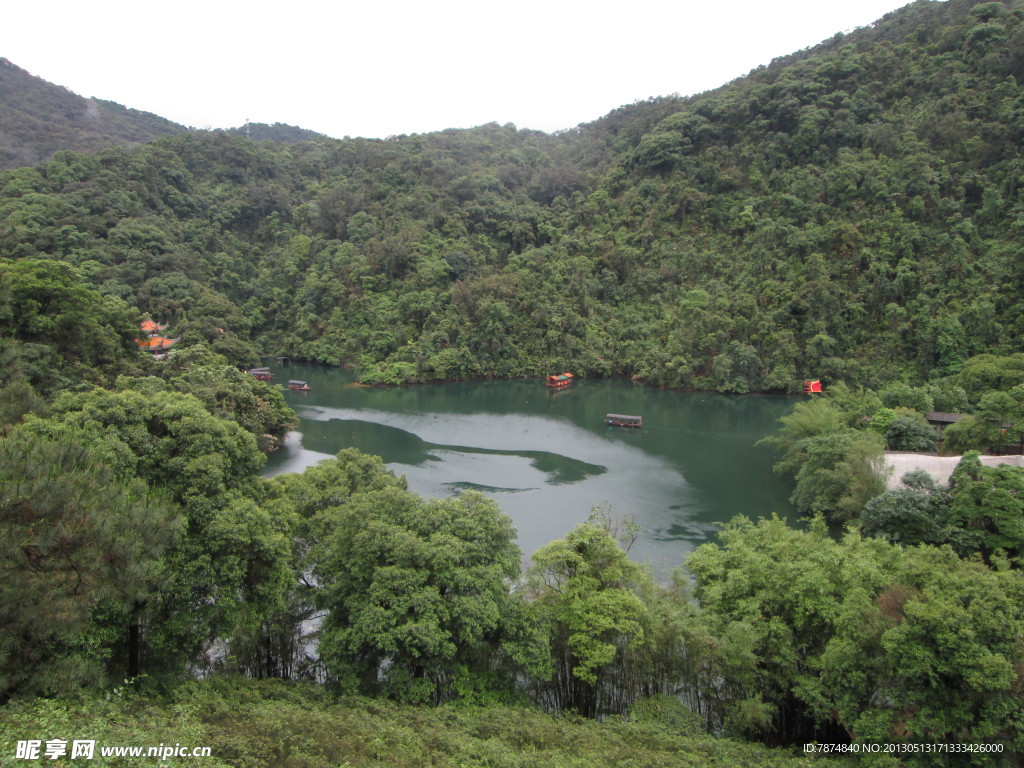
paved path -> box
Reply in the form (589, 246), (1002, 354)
(884, 453), (1024, 489)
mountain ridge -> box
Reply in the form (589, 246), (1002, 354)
(2, 0), (1023, 394)
(0, 57), (188, 169)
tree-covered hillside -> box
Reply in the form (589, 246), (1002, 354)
(3, 0), (1023, 392)
(0, 58), (186, 171)
(5, 3), (1024, 761)
(223, 122), (330, 143)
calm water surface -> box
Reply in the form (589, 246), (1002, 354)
(264, 365), (799, 571)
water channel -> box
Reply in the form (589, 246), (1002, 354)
(264, 364), (800, 572)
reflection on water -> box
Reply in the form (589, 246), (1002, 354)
(298, 410), (607, 487)
(445, 481), (535, 494)
(264, 366), (798, 570)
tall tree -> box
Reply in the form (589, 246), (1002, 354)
(10, 387), (285, 679)
(524, 520), (651, 717)
(0, 433), (181, 701)
(312, 488), (523, 703)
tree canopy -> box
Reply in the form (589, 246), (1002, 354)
(3, 0), (1024, 761)
(2, 0), (1024, 391)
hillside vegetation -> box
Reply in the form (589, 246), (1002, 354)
(3, 1), (1024, 764)
(2, 0), (1023, 391)
(0, 681), (847, 768)
(0, 59), (185, 171)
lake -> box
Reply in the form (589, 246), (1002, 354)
(264, 365), (799, 572)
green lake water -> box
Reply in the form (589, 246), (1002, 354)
(264, 364), (799, 572)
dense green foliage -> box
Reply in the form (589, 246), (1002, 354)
(4, 0), (1024, 762)
(0, 680), (847, 768)
(0, 433), (181, 699)
(867, 454), (1024, 563)
(3, 0), (1024, 390)
(759, 392), (889, 520)
(689, 517), (1024, 757)
(523, 519), (706, 720)
(0, 257), (140, 396)
(527, 522), (651, 715)
(1, 385), (292, 693)
(312, 488), (523, 704)
(223, 122), (329, 143)
(764, 355), (1024, 523)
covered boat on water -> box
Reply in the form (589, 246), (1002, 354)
(605, 413), (642, 428)
(288, 380), (310, 391)
(248, 367), (273, 381)
(546, 372), (574, 389)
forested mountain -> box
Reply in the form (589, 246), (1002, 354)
(0, 58), (186, 170)
(5, 2), (1024, 761)
(4, 0), (1023, 393)
(223, 122), (329, 143)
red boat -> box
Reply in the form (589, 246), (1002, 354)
(546, 372), (574, 389)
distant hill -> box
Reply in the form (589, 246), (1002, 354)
(222, 122), (329, 143)
(0, 58), (186, 170)
(3, 0), (1024, 394)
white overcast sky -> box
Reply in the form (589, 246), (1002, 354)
(5, 0), (916, 139)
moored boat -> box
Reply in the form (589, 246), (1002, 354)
(248, 367), (273, 381)
(605, 413), (642, 428)
(546, 372), (574, 389)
